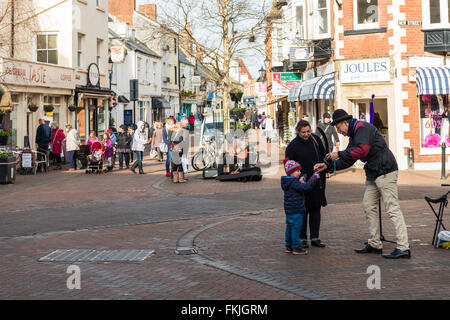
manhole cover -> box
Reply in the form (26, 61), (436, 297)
(39, 249), (154, 262)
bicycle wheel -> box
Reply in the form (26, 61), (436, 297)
(191, 151), (206, 171)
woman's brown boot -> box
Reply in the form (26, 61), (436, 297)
(172, 171), (179, 183)
(178, 171), (187, 183)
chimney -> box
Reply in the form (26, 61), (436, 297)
(108, 0), (136, 27)
(181, 23), (193, 54)
(139, 4), (157, 22)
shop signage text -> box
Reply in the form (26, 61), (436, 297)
(88, 63), (100, 87)
(272, 72), (302, 96)
(1, 59), (74, 89)
(398, 20), (422, 26)
(341, 59), (391, 84)
(290, 46), (309, 62)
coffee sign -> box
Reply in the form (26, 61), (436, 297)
(341, 59), (391, 84)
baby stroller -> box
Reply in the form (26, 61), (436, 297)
(85, 141), (104, 174)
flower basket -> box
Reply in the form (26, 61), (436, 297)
(0, 153), (16, 184)
(28, 104), (38, 112)
(44, 105), (54, 113)
(0, 130), (9, 145)
(68, 105), (77, 112)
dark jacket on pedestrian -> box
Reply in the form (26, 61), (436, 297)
(281, 175), (319, 215)
(116, 132), (132, 150)
(317, 120), (339, 153)
(36, 123), (52, 146)
(285, 133), (327, 209)
(332, 118), (398, 181)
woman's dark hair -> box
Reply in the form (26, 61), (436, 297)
(295, 119), (311, 132)
(120, 125), (127, 131)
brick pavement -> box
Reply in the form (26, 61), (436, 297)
(1, 151), (450, 300)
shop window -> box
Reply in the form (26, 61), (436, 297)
(37, 34), (58, 64)
(97, 100), (107, 136)
(43, 96), (61, 126)
(354, 0), (379, 29)
(0, 95), (18, 146)
(420, 95), (450, 148)
(423, 0), (450, 28)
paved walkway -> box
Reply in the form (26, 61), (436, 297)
(0, 153), (449, 299)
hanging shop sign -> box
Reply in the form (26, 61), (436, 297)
(110, 46), (126, 63)
(192, 76), (201, 86)
(290, 46), (310, 62)
(87, 63), (100, 87)
(272, 72), (302, 96)
(341, 58), (391, 84)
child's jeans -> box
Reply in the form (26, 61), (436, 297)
(285, 213), (303, 250)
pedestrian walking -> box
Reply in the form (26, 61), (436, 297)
(285, 120), (328, 249)
(163, 117), (174, 177)
(65, 124), (80, 171)
(102, 132), (114, 172)
(152, 122), (164, 162)
(116, 125), (132, 169)
(314, 109), (411, 259)
(106, 129), (117, 167)
(282, 158), (321, 255)
(188, 113), (195, 131)
(35, 118), (52, 172)
(127, 127), (134, 162)
(316, 113), (340, 153)
(263, 115), (274, 143)
(50, 122), (65, 170)
(130, 121), (148, 175)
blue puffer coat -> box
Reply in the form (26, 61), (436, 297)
(281, 175), (319, 215)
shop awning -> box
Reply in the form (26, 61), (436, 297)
(152, 97), (170, 109)
(298, 73), (335, 101)
(288, 83), (302, 102)
(416, 67), (450, 95)
(118, 95), (130, 103)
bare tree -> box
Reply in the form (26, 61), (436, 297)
(158, 0), (269, 133)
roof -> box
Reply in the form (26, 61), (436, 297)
(125, 39), (161, 58)
(237, 58), (253, 80)
(179, 50), (195, 67)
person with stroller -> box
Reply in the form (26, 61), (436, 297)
(102, 133), (114, 172)
(130, 121), (149, 175)
(116, 125), (132, 170)
(87, 132), (99, 148)
(50, 122), (65, 170)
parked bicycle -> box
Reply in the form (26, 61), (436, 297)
(191, 136), (217, 171)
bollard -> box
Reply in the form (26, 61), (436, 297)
(441, 142), (446, 180)
(407, 147), (414, 170)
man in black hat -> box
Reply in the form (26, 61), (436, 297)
(314, 109), (411, 259)
(317, 112), (340, 153)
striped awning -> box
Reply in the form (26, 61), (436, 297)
(298, 73), (335, 101)
(416, 67), (450, 95)
(288, 83), (302, 102)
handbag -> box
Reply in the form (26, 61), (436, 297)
(159, 142), (168, 153)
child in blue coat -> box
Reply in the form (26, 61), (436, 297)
(281, 158), (320, 255)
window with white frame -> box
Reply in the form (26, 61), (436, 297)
(153, 62), (157, 82)
(137, 57), (142, 78)
(296, 4), (305, 39)
(423, 0), (450, 28)
(77, 34), (84, 68)
(354, 0), (379, 29)
(317, 0), (329, 35)
(37, 34), (58, 64)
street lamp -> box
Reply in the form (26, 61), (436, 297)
(181, 74), (186, 89)
(258, 66), (266, 80)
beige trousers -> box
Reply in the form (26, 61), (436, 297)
(363, 171), (410, 251)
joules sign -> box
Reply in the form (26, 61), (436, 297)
(341, 59), (391, 84)
(0, 58), (74, 89)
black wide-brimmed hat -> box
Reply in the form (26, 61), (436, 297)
(331, 109), (353, 126)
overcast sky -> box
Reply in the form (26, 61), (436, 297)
(135, 0), (266, 80)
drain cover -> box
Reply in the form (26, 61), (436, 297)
(39, 249), (154, 262)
